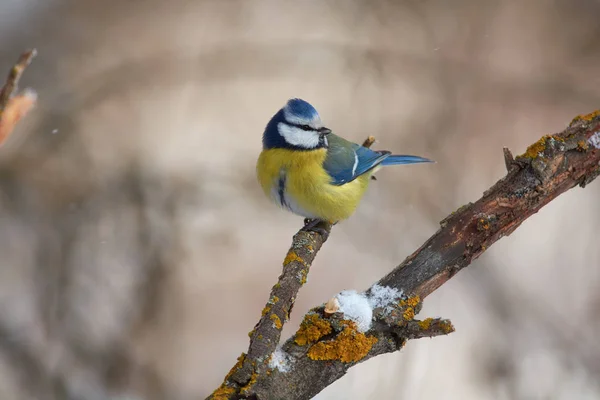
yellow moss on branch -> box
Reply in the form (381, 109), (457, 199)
(210, 353), (246, 399)
(211, 385), (236, 400)
(283, 250), (306, 267)
(477, 218), (491, 231)
(225, 353), (246, 381)
(261, 305), (272, 316)
(518, 135), (565, 160)
(439, 320), (455, 334)
(571, 110), (600, 124)
(402, 308), (415, 321)
(398, 295), (420, 321)
(270, 314), (282, 329)
(294, 313), (332, 346)
(239, 370), (259, 395)
(417, 318), (433, 330)
(299, 269), (308, 285)
(520, 135), (548, 159)
(577, 140), (589, 151)
(399, 295), (421, 308)
(307, 321), (377, 363)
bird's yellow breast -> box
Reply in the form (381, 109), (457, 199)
(256, 148), (371, 222)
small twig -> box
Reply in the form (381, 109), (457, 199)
(503, 147), (516, 172)
(400, 318), (455, 339)
(0, 49), (37, 146)
(362, 136), (378, 180)
(0, 49), (36, 112)
(361, 135), (376, 148)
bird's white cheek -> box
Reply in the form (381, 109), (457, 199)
(278, 123), (320, 149)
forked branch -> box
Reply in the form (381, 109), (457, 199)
(209, 110), (600, 400)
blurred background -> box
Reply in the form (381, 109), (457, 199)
(1, 0), (599, 399)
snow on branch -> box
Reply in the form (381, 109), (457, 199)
(208, 110), (600, 400)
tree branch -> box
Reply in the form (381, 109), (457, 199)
(208, 110), (600, 400)
(0, 49), (37, 146)
(226, 224), (331, 391)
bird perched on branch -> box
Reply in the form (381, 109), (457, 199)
(256, 98), (432, 233)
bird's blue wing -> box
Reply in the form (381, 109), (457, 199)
(323, 134), (390, 185)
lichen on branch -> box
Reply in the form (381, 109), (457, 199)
(208, 110), (600, 400)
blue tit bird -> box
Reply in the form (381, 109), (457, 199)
(256, 98), (432, 230)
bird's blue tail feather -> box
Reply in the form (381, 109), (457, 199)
(380, 154), (433, 165)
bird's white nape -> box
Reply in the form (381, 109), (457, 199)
(277, 122), (321, 149)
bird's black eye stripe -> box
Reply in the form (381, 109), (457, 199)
(291, 123), (314, 131)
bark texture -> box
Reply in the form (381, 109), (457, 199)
(209, 111), (600, 399)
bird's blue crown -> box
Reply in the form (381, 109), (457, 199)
(262, 98), (326, 150)
(285, 98), (320, 120)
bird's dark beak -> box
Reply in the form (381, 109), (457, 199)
(319, 127), (332, 135)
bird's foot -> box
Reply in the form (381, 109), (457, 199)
(302, 218), (333, 241)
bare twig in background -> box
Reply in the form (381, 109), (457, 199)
(0, 49), (37, 146)
(209, 110), (600, 400)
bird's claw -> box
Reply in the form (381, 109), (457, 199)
(302, 218), (332, 241)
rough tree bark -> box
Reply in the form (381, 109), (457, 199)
(208, 109), (600, 400)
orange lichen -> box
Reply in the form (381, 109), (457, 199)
(519, 135), (566, 159)
(210, 353), (246, 398)
(417, 318), (433, 330)
(247, 328), (255, 338)
(239, 370), (259, 395)
(210, 385), (236, 400)
(403, 308), (415, 321)
(307, 321), (378, 363)
(521, 136), (549, 159)
(477, 218), (490, 231)
(398, 295), (420, 321)
(439, 320), (455, 334)
(577, 140), (589, 151)
(261, 305), (272, 316)
(295, 313), (332, 346)
(284, 250), (306, 267)
(299, 269), (308, 285)
(270, 314), (282, 329)
(571, 110), (600, 124)
(271, 296), (279, 304)
(224, 353), (246, 381)
(399, 295), (421, 308)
